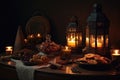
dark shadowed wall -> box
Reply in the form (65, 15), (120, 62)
(0, 0), (120, 52)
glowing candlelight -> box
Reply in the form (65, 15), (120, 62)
(7, 61), (12, 65)
(111, 49), (120, 61)
(106, 37), (109, 47)
(62, 46), (71, 53)
(28, 34), (34, 39)
(91, 42), (102, 48)
(86, 37), (89, 46)
(65, 66), (72, 74)
(36, 33), (41, 38)
(91, 36), (103, 48)
(112, 49), (120, 56)
(61, 46), (71, 60)
(67, 37), (76, 47)
(5, 46), (13, 54)
(24, 39), (28, 43)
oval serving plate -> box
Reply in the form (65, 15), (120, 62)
(76, 61), (112, 71)
(22, 61), (38, 66)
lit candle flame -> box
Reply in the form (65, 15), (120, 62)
(5, 46), (13, 54)
(24, 39), (27, 43)
(112, 49), (120, 56)
(86, 37), (89, 46)
(112, 49), (120, 61)
(67, 37), (76, 47)
(37, 33), (41, 38)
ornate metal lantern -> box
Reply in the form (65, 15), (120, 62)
(66, 16), (83, 53)
(84, 3), (111, 58)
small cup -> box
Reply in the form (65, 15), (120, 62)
(111, 49), (120, 61)
(61, 46), (71, 60)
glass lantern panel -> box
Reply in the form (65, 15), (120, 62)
(97, 35), (104, 48)
(105, 35), (109, 47)
(90, 35), (104, 48)
(90, 35), (95, 48)
(86, 37), (89, 47)
(78, 33), (82, 45)
(67, 33), (76, 47)
(67, 32), (82, 48)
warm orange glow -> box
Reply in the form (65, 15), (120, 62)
(53, 58), (57, 63)
(65, 66), (73, 74)
(112, 49), (120, 56)
(67, 36), (76, 47)
(79, 34), (82, 44)
(111, 49), (120, 61)
(86, 37), (89, 46)
(28, 34), (34, 39)
(7, 61), (12, 65)
(106, 36), (109, 47)
(90, 35), (103, 48)
(36, 33), (41, 38)
(91, 42), (102, 48)
(24, 39), (28, 43)
(6, 46), (13, 54)
(61, 46), (71, 59)
(65, 46), (69, 50)
(62, 46), (71, 52)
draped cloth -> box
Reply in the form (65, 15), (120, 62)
(11, 59), (50, 80)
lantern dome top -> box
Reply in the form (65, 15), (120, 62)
(68, 16), (79, 27)
(87, 3), (109, 23)
(93, 3), (102, 12)
(68, 23), (77, 27)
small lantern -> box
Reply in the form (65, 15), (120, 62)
(66, 16), (83, 53)
(84, 3), (111, 58)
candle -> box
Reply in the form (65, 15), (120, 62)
(106, 37), (109, 47)
(97, 42), (102, 47)
(91, 42), (102, 48)
(67, 38), (76, 47)
(62, 46), (71, 53)
(7, 61), (12, 65)
(28, 34), (34, 39)
(5, 46), (13, 54)
(36, 33), (41, 38)
(61, 46), (71, 60)
(90, 35), (103, 48)
(86, 37), (89, 46)
(111, 49), (120, 61)
(24, 39), (28, 43)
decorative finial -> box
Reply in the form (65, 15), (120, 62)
(93, 3), (102, 12)
(68, 16), (78, 27)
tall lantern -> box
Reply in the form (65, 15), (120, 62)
(84, 3), (111, 59)
(66, 16), (83, 53)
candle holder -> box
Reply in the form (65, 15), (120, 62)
(5, 46), (13, 55)
(83, 3), (111, 59)
(111, 49), (120, 67)
(27, 33), (43, 44)
(111, 49), (120, 61)
(60, 46), (71, 60)
(66, 16), (84, 53)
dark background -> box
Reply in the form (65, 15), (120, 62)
(0, 0), (120, 52)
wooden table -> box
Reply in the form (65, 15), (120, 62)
(0, 56), (120, 80)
